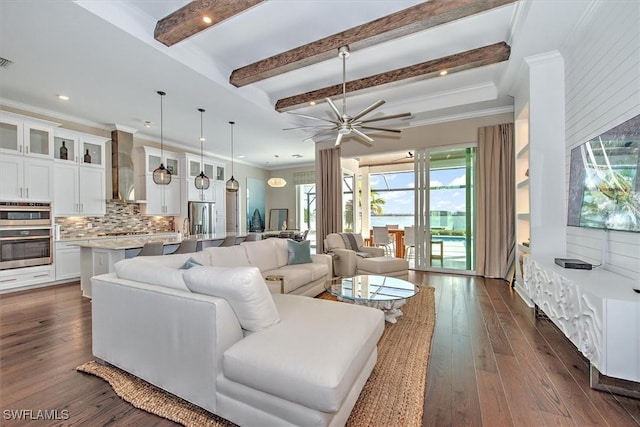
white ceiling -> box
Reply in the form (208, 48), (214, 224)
(0, 0), (593, 169)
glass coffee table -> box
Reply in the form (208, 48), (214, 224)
(325, 275), (418, 323)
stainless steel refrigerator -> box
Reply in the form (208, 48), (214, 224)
(188, 201), (216, 236)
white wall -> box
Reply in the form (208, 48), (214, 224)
(562, 1), (640, 279)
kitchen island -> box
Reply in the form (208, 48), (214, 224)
(76, 234), (226, 298)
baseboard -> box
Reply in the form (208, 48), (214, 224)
(590, 365), (640, 399)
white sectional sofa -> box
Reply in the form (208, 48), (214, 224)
(91, 249), (385, 426)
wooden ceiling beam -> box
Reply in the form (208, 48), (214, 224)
(230, 0), (516, 87)
(155, 0), (264, 47)
(275, 42), (510, 112)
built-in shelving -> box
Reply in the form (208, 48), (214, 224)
(514, 110), (530, 288)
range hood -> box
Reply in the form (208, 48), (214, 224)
(111, 128), (142, 203)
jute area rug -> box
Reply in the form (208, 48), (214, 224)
(77, 285), (436, 427)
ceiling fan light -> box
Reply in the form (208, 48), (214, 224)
(268, 177), (287, 188)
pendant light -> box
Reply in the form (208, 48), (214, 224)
(267, 155), (287, 188)
(225, 121), (239, 192)
(194, 108), (210, 190)
(152, 90), (171, 185)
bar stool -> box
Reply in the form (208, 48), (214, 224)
(137, 242), (164, 256)
(220, 236), (237, 247)
(172, 239), (197, 254)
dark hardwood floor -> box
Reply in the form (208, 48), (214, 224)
(1, 273), (638, 426)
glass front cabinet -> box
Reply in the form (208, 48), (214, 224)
(0, 112), (58, 201)
(137, 146), (182, 215)
(53, 129), (107, 216)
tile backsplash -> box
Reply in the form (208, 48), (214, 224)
(56, 200), (175, 239)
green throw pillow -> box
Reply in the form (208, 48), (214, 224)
(180, 257), (203, 270)
(287, 240), (311, 265)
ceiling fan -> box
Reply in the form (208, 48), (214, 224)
(285, 46), (411, 147)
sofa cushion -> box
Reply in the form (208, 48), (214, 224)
(358, 256), (409, 274)
(241, 239), (280, 272)
(287, 239), (311, 265)
(223, 294), (384, 413)
(272, 238), (290, 267)
(205, 245), (251, 267)
(262, 267), (312, 293)
(183, 266), (279, 332)
(113, 258), (190, 292)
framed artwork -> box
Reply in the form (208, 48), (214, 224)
(246, 178), (266, 232)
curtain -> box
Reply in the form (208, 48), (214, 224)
(316, 147), (342, 254)
(476, 123), (515, 279)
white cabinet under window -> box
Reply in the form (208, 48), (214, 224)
(137, 146), (182, 215)
(0, 112), (58, 202)
(53, 130), (107, 216)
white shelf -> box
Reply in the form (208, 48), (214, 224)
(517, 178), (530, 189)
(516, 144), (530, 159)
(517, 213), (530, 220)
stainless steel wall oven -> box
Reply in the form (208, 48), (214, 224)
(0, 202), (53, 270)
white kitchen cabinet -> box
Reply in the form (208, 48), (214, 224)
(53, 130), (107, 216)
(0, 154), (54, 202)
(137, 146), (182, 216)
(185, 153), (215, 202)
(55, 241), (86, 281)
(0, 112), (58, 202)
(0, 265), (54, 292)
(0, 111), (57, 159)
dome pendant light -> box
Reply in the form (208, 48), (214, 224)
(268, 155), (287, 188)
(152, 90), (171, 185)
(225, 121), (239, 193)
(194, 108), (210, 190)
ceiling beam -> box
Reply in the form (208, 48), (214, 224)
(275, 42), (510, 112)
(230, 0), (516, 87)
(155, 0), (264, 47)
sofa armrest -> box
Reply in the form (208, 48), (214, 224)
(91, 273), (243, 413)
(330, 248), (357, 277)
(358, 246), (385, 257)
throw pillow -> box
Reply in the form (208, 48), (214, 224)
(287, 239), (311, 265)
(182, 266), (279, 332)
(180, 257), (203, 270)
(114, 259), (190, 292)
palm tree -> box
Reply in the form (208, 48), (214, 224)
(344, 189), (386, 230)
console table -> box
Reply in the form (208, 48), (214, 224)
(523, 257), (640, 397)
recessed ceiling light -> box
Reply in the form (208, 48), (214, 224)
(309, 101), (316, 106)
(203, 16), (212, 24)
(144, 121), (152, 128)
(292, 154), (303, 158)
(236, 155), (246, 159)
(439, 70), (448, 76)
(57, 94), (69, 101)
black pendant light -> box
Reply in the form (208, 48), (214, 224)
(225, 121), (239, 192)
(152, 90), (171, 185)
(194, 108), (210, 190)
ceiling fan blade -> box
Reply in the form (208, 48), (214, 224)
(286, 111), (337, 124)
(335, 133), (343, 147)
(360, 125), (401, 133)
(360, 112), (412, 123)
(325, 98), (343, 122)
(283, 124), (333, 130)
(350, 100), (385, 122)
(307, 128), (337, 141)
(351, 128), (374, 147)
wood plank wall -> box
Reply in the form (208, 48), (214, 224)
(563, 1), (640, 278)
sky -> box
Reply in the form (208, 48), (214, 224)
(369, 169), (468, 215)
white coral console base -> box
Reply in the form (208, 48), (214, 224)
(523, 257), (640, 389)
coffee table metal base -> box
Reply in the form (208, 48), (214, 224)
(337, 296), (407, 323)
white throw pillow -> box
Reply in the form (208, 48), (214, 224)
(182, 266), (279, 332)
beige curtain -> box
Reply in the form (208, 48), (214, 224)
(477, 123), (515, 279)
(315, 147), (342, 254)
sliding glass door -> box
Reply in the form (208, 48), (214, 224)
(415, 146), (476, 272)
